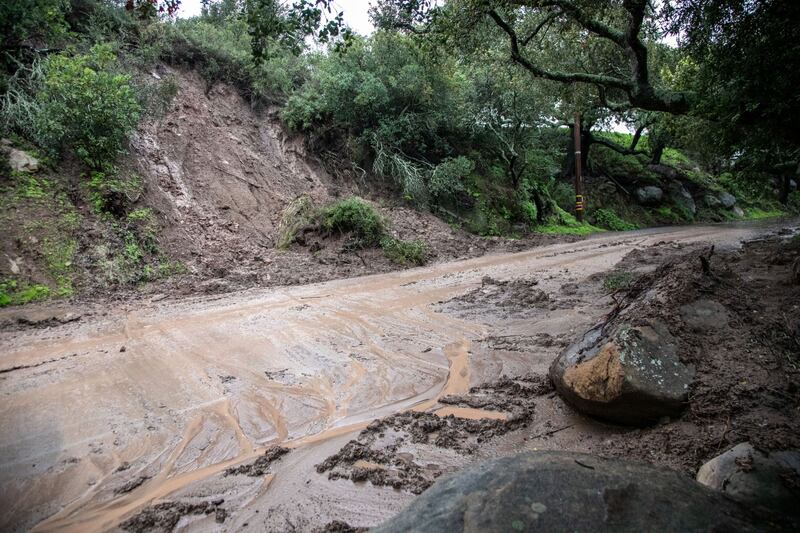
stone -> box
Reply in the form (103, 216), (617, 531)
(718, 191), (737, 209)
(634, 186), (664, 206)
(549, 319), (694, 425)
(376, 451), (775, 533)
(6, 148), (40, 173)
(680, 299), (729, 332)
(733, 205), (745, 218)
(703, 194), (723, 208)
(647, 163), (678, 180)
(697, 442), (800, 518)
(667, 181), (696, 215)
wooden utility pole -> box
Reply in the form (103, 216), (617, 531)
(573, 113), (584, 222)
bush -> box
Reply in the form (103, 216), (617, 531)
(0, 280), (51, 307)
(35, 43), (140, 168)
(320, 197), (386, 247)
(593, 208), (638, 232)
(380, 237), (427, 266)
(429, 156), (472, 203)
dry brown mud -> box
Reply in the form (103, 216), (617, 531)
(0, 221), (796, 532)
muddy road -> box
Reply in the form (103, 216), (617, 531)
(0, 222), (790, 532)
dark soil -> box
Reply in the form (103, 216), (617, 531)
(120, 500), (227, 532)
(224, 446), (289, 477)
(590, 236), (800, 474)
(316, 375), (554, 494)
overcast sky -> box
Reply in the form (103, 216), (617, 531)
(178, 0), (377, 35)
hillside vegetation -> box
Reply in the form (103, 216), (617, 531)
(1, 0), (798, 306)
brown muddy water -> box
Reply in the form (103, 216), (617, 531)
(0, 222), (784, 532)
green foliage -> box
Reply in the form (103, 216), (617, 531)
(85, 171), (142, 214)
(518, 200), (537, 227)
(429, 156), (472, 202)
(34, 44), (140, 169)
(0, 280), (51, 307)
(742, 207), (786, 221)
(380, 237), (427, 266)
(320, 197), (386, 247)
(592, 208), (638, 232)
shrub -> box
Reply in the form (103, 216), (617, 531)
(380, 237), (427, 266)
(429, 156), (472, 203)
(320, 197), (386, 247)
(0, 280), (52, 307)
(35, 43), (140, 169)
(593, 208), (638, 232)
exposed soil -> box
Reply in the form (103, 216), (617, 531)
(588, 236), (800, 473)
(1, 221), (796, 532)
(315, 375), (552, 494)
(120, 500), (228, 533)
(1, 68), (576, 311)
(223, 446), (289, 477)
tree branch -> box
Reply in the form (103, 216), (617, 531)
(591, 135), (648, 157)
(491, 1), (693, 114)
(487, 10), (633, 91)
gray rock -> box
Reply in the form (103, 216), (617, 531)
(697, 442), (800, 517)
(704, 194), (723, 208)
(718, 191), (737, 209)
(680, 299), (729, 332)
(733, 205), (745, 218)
(648, 164), (678, 180)
(549, 319), (694, 425)
(634, 186), (664, 206)
(6, 148), (40, 173)
(377, 451), (771, 533)
(667, 181), (696, 215)
(790, 179), (797, 192)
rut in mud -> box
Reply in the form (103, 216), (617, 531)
(0, 222), (793, 532)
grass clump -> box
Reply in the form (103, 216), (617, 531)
(0, 280), (51, 307)
(380, 237), (427, 266)
(320, 197), (386, 247)
(743, 207), (786, 220)
(603, 271), (635, 293)
(276, 196), (315, 249)
(535, 206), (604, 236)
(593, 208), (638, 232)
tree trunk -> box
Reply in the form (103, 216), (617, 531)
(562, 122), (592, 178)
(779, 174), (791, 204)
(530, 187), (548, 224)
(650, 142), (665, 165)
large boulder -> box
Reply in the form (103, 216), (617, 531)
(667, 181), (696, 215)
(376, 451), (771, 533)
(1, 140), (39, 173)
(634, 186), (664, 206)
(549, 319), (693, 425)
(697, 442), (800, 517)
(718, 191), (737, 209)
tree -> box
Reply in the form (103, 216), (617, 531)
(662, 0), (800, 195)
(245, 0), (353, 62)
(372, 0), (693, 114)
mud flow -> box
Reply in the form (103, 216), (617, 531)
(0, 222), (789, 532)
